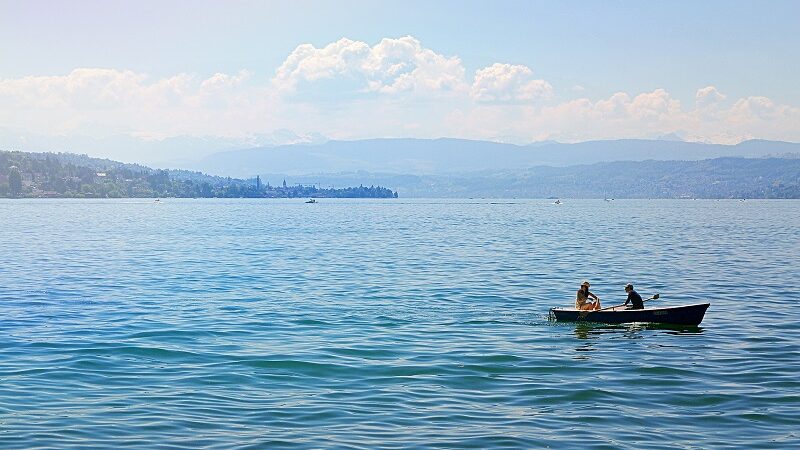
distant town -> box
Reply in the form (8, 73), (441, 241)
(0, 151), (398, 199)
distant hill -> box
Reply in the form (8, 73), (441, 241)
(262, 157), (800, 198)
(196, 138), (800, 178)
(4, 149), (799, 199)
(0, 151), (396, 199)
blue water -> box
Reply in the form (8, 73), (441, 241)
(1, 198), (799, 448)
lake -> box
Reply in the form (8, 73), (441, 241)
(1, 198), (799, 448)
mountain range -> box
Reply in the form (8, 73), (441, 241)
(4, 137), (800, 198)
(194, 138), (800, 178)
(260, 157), (800, 198)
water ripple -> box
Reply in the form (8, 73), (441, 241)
(1, 199), (799, 448)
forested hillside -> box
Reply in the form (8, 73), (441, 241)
(0, 151), (397, 198)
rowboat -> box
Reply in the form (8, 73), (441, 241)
(549, 303), (710, 325)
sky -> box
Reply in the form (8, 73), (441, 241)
(1, 0), (798, 161)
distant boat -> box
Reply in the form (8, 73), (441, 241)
(553, 199), (562, 205)
(305, 198), (317, 204)
(154, 199), (161, 203)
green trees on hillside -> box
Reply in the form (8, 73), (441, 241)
(8, 166), (22, 196)
(0, 151), (398, 199)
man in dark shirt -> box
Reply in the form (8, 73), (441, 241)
(623, 283), (644, 309)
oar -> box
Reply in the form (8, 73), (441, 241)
(578, 293), (660, 318)
(641, 293), (660, 306)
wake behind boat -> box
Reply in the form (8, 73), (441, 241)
(549, 302), (710, 325)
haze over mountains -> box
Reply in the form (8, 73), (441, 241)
(4, 128), (797, 178)
(4, 136), (799, 198)
(182, 138), (800, 198)
(0, 128), (328, 167)
(194, 138), (800, 178)
(262, 157), (800, 198)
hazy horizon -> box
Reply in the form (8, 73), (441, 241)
(2, 0), (799, 165)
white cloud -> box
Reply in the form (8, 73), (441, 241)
(628, 89), (681, 119)
(471, 63), (553, 103)
(729, 96), (798, 122)
(594, 92), (632, 118)
(0, 68), (278, 138)
(0, 68), (235, 111)
(273, 39), (371, 91)
(1, 36), (799, 152)
(695, 85), (726, 109)
(0, 68), (147, 109)
(531, 88), (683, 137)
(446, 87), (799, 145)
(272, 36), (467, 97)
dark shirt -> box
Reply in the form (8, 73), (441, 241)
(624, 290), (644, 309)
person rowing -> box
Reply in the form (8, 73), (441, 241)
(576, 280), (601, 311)
(623, 283), (644, 310)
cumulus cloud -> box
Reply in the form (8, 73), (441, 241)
(0, 68), (249, 110)
(594, 92), (632, 118)
(628, 89), (681, 119)
(471, 63), (553, 103)
(272, 36), (467, 97)
(0, 68), (277, 137)
(1, 36), (799, 149)
(452, 87), (799, 144)
(729, 96), (798, 121)
(200, 70), (251, 90)
(537, 89), (682, 130)
(0, 68), (148, 109)
(695, 85), (726, 109)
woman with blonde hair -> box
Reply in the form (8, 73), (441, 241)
(576, 281), (601, 310)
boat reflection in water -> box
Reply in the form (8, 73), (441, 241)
(571, 322), (705, 339)
(569, 321), (705, 360)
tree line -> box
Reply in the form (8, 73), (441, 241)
(0, 151), (398, 199)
